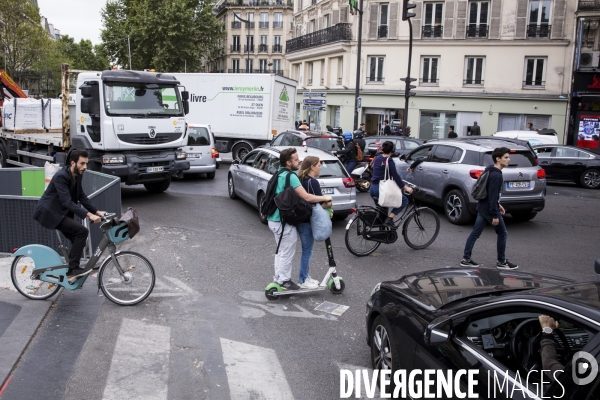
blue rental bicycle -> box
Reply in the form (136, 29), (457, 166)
(10, 212), (155, 306)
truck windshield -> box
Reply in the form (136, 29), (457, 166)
(103, 83), (183, 117)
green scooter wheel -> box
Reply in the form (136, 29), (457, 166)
(265, 283), (281, 301)
(328, 277), (345, 294)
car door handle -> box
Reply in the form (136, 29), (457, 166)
(540, 161), (549, 165)
(442, 170), (449, 174)
(575, 162), (584, 165)
(417, 167), (423, 170)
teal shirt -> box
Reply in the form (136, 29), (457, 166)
(267, 168), (302, 222)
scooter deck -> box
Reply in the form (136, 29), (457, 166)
(271, 285), (327, 296)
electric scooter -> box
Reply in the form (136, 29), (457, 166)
(265, 238), (345, 300)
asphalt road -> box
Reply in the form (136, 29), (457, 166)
(3, 166), (600, 400)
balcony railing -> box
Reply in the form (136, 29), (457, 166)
(463, 79), (484, 85)
(367, 76), (384, 83)
(230, 44), (241, 52)
(466, 24), (488, 38)
(422, 25), (443, 38)
(245, 22), (255, 28)
(378, 25), (388, 38)
(258, 44), (268, 52)
(523, 80), (545, 88)
(273, 21), (283, 28)
(527, 24), (551, 38)
(244, 44), (254, 52)
(259, 22), (269, 28)
(420, 78), (439, 84)
(286, 23), (352, 53)
(232, 21), (241, 28)
(272, 44), (282, 53)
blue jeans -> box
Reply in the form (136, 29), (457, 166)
(296, 222), (314, 283)
(345, 161), (358, 174)
(369, 183), (408, 215)
(463, 212), (507, 263)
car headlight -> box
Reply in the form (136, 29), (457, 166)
(102, 155), (125, 164)
(176, 151), (187, 160)
(371, 282), (381, 296)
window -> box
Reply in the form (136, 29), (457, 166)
(408, 145), (434, 161)
(245, 58), (253, 72)
(246, 12), (255, 28)
(403, 140), (420, 150)
(431, 145), (457, 163)
(243, 151), (259, 166)
(259, 59), (268, 72)
(187, 127), (211, 146)
(245, 36), (254, 53)
(535, 147), (553, 157)
(273, 59), (281, 74)
(337, 57), (343, 84)
(378, 3), (389, 38)
(464, 57), (485, 85)
(528, 0), (551, 37)
(423, 2), (443, 38)
(260, 13), (269, 28)
(231, 35), (241, 52)
(274, 12), (283, 28)
(368, 56), (385, 82)
(524, 57), (546, 87)
(232, 59), (240, 72)
(555, 147), (592, 158)
(310, 19), (316, 33)
(266, 155), (281, 174)
(252, 153), (270, 171)
(259, 35), (268, 52)
(308, 62), (313, 85)
(421, 56), (439, 84)
(273, 36), (282, 53)
(324, 14), (331, 28)
(467, 1), (488, 37)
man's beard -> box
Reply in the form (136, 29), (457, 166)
(74, 165), (83, 175)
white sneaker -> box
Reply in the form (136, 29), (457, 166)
(307, 277), (321, 286)
(300, 280), (319, 289)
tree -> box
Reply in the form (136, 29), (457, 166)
(57, 35), (109, 71)
(100, 0), (225, 72)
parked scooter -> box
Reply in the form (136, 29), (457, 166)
(351, 161), (371, 193)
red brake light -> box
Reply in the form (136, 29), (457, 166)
(350, 207), (357, 214)
(343, 177), (355, 188)
(11, 248), (18, 254)
(211, 148), (219, 159)
(510, 150), (517, 153)
(537, 168), (546, 179)
(469, 169), (484, 179)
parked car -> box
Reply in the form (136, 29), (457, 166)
(366, 267), (600, 398)
(228, 146), (356, 223)
(269, 130), (344, 153)
(363, 136), (424, 162)
(181, 124), (218, 178)
(396, 137), (546, 224)
(534, 145), (600, 189)
(493, 129), (559, 145)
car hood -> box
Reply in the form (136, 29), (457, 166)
(381, 267), (575, 312)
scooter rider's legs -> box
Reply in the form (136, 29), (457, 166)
(268, 221), (297, 285)
(296, 222), (315, 286)
(56, 215), (89, 271)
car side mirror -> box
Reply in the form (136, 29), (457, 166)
(425, 327), (450, 345)
(393, 152), (400, 157)
(233, 159), (240, 165)
(400, 154), (407, 161)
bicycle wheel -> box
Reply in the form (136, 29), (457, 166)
(402, 208), (440, 250)
(98, 251), (155, 306)
(10, 256), (61, 300)
(345, 216), (381, 257)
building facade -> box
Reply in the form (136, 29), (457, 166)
(287, 0), (576, 142)
(212, 0), (295, 77)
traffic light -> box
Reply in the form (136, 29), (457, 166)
(402, 0), (416, 21)
(400, 77), (417, 97)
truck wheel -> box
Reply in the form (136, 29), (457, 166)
(144, 177), (171, 193)
(0, 143), (7, 168)
(232, 142), (253, 161)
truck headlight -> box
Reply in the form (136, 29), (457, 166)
(102, 155), (125, 164)
(176, 151), (187, 160)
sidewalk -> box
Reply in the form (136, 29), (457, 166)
(0, 256), (54, 392)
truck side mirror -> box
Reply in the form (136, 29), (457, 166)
(181, 90), (189, 101)
(183, 100), (189, 115)
(79, 82), (100, 116)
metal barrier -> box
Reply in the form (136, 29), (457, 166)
(0, 168), (121, 254)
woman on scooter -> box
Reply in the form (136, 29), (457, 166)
(297, 156), (333, 289)
(370, 141), (413, 228)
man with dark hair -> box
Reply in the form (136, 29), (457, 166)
(267, 148), (332, 290)
(527, 122), (534, 131)
(460, 147), (518, 270)
(383, 120), (391, 136)
(33, 150), (106, 278)
(448, 125), (458, 138)
(470, 121), (481, 136)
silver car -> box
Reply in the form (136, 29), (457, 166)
(396, 137), (546, 224)
(228, 146), (357, 224)
(181, 124), (218, 178)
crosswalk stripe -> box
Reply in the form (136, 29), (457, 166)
(103, 318), (171, 400)
(220, 338), (294, 400)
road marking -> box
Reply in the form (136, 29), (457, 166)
(103, 318), (171, 400)
(220, 338), (294, 400)
(148, 275), (202, 298)
(238, 291), (338, 320)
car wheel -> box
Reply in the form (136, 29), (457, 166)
(579, 169), (600, 189)
(206, 171), (216, 179)
(510, 211), (537, 222)
(444, 189), (474, 225)
(370, 315), (398, 394)
(143, 177), (171, 193)
(232, 142), (252, 161)
(258, 192), (268, 224)
(228, 173), (238, 199)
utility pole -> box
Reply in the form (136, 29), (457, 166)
(127, 35), (132, 70)
(352, 0), (364, 132)
(400, 0), (417, 135)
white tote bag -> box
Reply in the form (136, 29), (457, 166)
(378, 159), (404, 208)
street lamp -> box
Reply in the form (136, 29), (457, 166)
(234, 14), (251, 72)
(352, 0), (364, 132)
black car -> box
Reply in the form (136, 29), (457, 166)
(269, 130), (344, 153)
(366, 268), (600, 398)
(534, 145), (600, 189)
(363, 136), (424, 161)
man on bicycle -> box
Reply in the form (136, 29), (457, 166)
(33, 150), (106, 278)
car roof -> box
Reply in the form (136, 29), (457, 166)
(494, 129), (557, 136)
(269, 146), (340, 160)
(284, 130), (339, 138)
(425, 137), (532, 152)
(365, 136), (422, 141)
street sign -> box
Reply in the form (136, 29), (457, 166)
(303, 99), (326, 105)
(302, 105), (326, 111)
(357, 97), (362, 109)
(303, 92), (327, 98)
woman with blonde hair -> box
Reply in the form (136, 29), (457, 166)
(296, 156), (332, 289)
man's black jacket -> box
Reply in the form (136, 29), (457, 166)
(476, 165), (503, 219)
(33, 166), (98, 229)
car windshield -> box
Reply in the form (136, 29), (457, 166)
(317, 160), (347, 178)
(103, 83), (183, 117)
(187, 127), (211, 146)
(483, 151), (537, 167)
(305, 137), (344, 152)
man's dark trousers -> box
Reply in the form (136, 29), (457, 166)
(463, 212), (507, 263)
(56, 213), (89, 270)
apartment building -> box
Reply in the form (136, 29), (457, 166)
(287, 0), (576, 141)
(212, 0), (295, 77)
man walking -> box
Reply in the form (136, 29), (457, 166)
(383, 120), (391, 136)
(448, 125), (458, 138)
(470, 121), (481, 136)
(460, 147), (518, 270)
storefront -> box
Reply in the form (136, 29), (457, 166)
(568, 72), (600, 149)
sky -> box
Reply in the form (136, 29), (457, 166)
(37, 0), (107, 44)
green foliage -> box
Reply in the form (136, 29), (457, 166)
(100, 0), (225, 72)
(57, 35), (110, 71)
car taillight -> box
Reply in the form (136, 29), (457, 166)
(350, 208), (357, 214)
(537, 169), (546, 179)
(11, 248), (17, 254)
(211, 148), (219, 159)
(343, 177), (355, 188)
(469, 169), (484, 179)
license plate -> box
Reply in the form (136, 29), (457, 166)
(507, 181), (530, 188)
(187, 154), (201, 159)
(146, 166), (164, 173)
(322, 188), (334, 194)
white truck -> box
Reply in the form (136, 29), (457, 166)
(173, 73), (297, 160)
(0, 65), (191, 193)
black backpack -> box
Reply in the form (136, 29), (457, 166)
(274, 172), (312, 226)
(262, 169), (288, 218)
(471, 170), (490, 200)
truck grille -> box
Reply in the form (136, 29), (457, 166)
(138, 161), (170, 168)
(118, 132), (182, 145)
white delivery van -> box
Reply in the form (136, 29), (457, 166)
(173, 73), (297, 160)
(181, 124), (218, 178)
(493, 129), (559, 145)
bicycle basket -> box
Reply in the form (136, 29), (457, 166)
(108, 222), (130, 243)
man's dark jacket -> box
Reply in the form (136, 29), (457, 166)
(476, 165), (503, 219)
(470, 124), (481, 136)
(33, 166), (98, 229)
(383, 125), (392, 136)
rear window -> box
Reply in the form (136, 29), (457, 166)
(482, 151), (538, 167)
(188, 127), (211, 146)
(318, 160), (347, 178)
(305, 137), (344, 152)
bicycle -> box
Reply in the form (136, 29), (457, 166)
(10, 212), (155, 306)
(344, 185), (440, 256)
